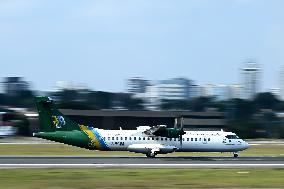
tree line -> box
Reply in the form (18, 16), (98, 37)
(0, 89), (284, 138)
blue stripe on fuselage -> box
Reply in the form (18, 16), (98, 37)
(88, 126), (110, 150)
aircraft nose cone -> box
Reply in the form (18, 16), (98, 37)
(244, 142), (250, 149)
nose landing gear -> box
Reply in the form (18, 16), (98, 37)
(233, 152), (239, 158)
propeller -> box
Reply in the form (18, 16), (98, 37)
(174, 118), (178, 129)
(179, 117), (185, 148)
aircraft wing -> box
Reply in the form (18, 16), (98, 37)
(143, 125), (184, 138)
(143, 125), (167, 136)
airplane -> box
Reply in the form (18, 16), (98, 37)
(0, 112), (17, 138)
(33, 96), (250, 158)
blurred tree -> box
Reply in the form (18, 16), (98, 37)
(273, 101), (284, 111)
(160, 100), (191, 110)
(254, 92), (280, 110)
(88, 91), (113, 109)
(189, 96), (215, 112)
(231, 98), (257, 120)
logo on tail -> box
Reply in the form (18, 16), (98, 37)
(52, 116), (66, 128)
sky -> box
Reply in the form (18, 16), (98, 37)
(1, 0), (284, 92)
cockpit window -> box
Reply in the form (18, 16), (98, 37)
(225, 135), (239, 139)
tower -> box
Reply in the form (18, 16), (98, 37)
(241, 60), (261, 99)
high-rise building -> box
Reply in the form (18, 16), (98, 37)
(3, 77), (30, 96)
(212, 85), (232, 101)
(189, 84), (204, 99)
(204, 84), (242, 100)
(144, 83), (160, 110)
(126, 77), (149, 98)
(269, 88), (280, 99)
(279, 66), (284, 100)
(229, 84), (242, 99)
(158, 78), (191, 100)
(241, 61), (261, 99)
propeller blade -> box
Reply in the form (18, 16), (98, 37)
(181, 117), (184, 130)
(180, 134), (182, 148)
(179, 117), (185, 148)
(174, 118), (177, 128)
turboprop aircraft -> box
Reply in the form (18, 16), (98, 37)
(33, 96), (250, 158)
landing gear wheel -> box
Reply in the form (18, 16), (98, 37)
(233, 152), (239, 158)
(146, 153), (156, 158)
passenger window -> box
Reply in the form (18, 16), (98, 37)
(121, 137), (123, 140)
(165, 138), (167, 141)
(112, 137), (114, 140)
(208, 138), (210, 141)
(134, 137), (136, 140)
(169, 138), (172, 141)
(187, 138), (189, 141)
(143, 137), (145, 140)
(195, 138), (197, 141)
(191, 138), (193, 141)
(199, 138), (201, 141)
(147, 137), (150, 140)
(161, 138), (163, 141)
(152, 137), (154, 140)
(108, 137), (110, 140)
(204, 138), (206, 141)
(125, 137), (127, 140)
(174, 138), (176, 141)
(129, 137), (132, 140)
(156, 137), (159, 140)
(182, 138), (185, 141)
(139, 137), (141, 140)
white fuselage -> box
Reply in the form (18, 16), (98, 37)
(94, 126), (249, 154)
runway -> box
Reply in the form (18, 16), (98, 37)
(0, 156), (284, 168)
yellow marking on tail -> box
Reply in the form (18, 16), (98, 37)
(80, 125), (102, 149)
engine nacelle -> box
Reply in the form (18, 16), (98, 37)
(155, 128), (185, 138)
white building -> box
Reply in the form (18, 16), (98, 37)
(269, 88), (280, 99)
(3, 77), (30, 96)
(189, 84), (204, 99)
(203, 84), (242, 101)
(229, 84), (243, 99)
(203, 84), (215, 97)
(126, 77), (149, 99)
(241, 61), (261, 99)
(213, 85), (232, 101)
(279, 66), (284, 100)
(144, 83), (160, 110)
(158, 78), (191, 100)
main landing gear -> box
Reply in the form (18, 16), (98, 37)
(146, 148), (159, 158)
(146, 152), (156, 158)
(233, 152), (239, 158)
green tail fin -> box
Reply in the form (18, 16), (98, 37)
(35, 96), (81, 132)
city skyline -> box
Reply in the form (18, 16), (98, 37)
(1, 1), (284, 91)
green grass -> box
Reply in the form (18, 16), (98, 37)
(0, 144), (283, 188)
(0, 168), (283, 189)
(0, 143), (283, 157)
